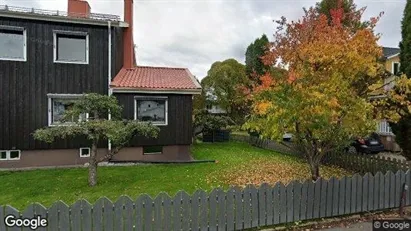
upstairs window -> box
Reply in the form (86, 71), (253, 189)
(0, 26), (26, 61)
(48, 94), (88, 126)
(134, 96), (168, 126)
(53, 31), (89, 64)
(393, 62), (400, 75)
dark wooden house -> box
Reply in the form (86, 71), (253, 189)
(0, 0), (201, 169)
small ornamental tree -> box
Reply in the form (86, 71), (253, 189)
(245, 6), (384, 180)
(193, 109), (234, 139)
(33, 93), (159, 186)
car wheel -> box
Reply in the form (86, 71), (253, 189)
(347, 146), (357, 155)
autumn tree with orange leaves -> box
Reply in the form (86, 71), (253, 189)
(244, 6), (385, 180)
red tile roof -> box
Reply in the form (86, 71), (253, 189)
(111, 66), (201, 92)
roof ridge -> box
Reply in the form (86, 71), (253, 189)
(132, 65), (188, 70)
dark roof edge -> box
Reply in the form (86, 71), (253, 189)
(0, 11), (128, 27)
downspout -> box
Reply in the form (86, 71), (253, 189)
(108, 21), (112, 152)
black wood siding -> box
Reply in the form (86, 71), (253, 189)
(0, 17), (123, 150)
(115, 94), (193, 146)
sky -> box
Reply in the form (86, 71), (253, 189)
(3, 0), (406, 80)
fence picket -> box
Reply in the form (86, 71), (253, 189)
(329, 177), (340, 216)
(286, 181), (294, 223)
(5, 206), (20, 231)
(234, 187), (244, 231)
(21, 204), (34, 231)
(395, 171), (403, 208)
(354, 174), (362, 213)
(279, 183), (287, 223)
(191, 191), (201, 231)
(70, 200), (82, 231)
(163, 193), (173, 231)
(338, 177), (346, 215)
(293, 181), (302, 222)
(373, 172), (381, 210)
(242, 186), (252, 229)
(154, 194), (165, 231)
(320, 178), (327, 218)
(300, 180), (309, 220)
(181, 191), (191, 231)
(0, 205), (4, 231)
(265, 184), (274, 226)
(250, 186), (259, 228)
(368, 173), (375, 211)
(113, 197), (125, 231)
(173, 191), (184, 231)
(135, 195), (144, 231)
(226, 188), (235, 231)
(389, 171), (395, 208)
(272, 182), (280, 225)
(306, 180), (315, 219)
(258, 183), (269, 227)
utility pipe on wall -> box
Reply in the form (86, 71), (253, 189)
(108, 21), (112, 152)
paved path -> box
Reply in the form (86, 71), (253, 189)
(319, 222), (372, 231)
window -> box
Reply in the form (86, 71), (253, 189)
(79, 148), (90, 157)
(393, 62), (400, 75)
(0, 26), (26, 61)
(0, 150), (21, 161)
(54, 31), (89, 64)
(135, 96), (168, 125)
(377, 120), (392, 134)
(48, 94), (88, 126)
(143, 146), (163, 155)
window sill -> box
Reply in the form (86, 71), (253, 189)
(0, 57), (26, 62)
(143, 152), (163, 155)
(54, 60), (88, 65)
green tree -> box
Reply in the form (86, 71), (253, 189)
(387, 0), (411, 159)
(400, 0), (411, 77)
(315, 0), (367, 30)
(202, 59), (249, 124)
(33, 93), (159, 186)
(245, 34), (270, 78)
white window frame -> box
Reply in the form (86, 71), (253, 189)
(47, 94), (89, 127)
(392, 62), (400, 75)
(79, 147), (91, 158)
(0, 25), (27, 62)
(53, 30), (89, 64)
(0, 150), (21, 161)
(134, 96), (168, 126)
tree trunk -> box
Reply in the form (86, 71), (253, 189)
(309, 160), (320, 181)
(88, 141), (98, 187)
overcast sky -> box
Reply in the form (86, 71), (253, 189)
(4, 0), (406, 79)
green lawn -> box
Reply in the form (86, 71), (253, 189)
(0, 141), (351, 209)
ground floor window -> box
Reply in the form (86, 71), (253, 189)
(377, 120), (392, 134)
(79, 147), (90, 157)
(134, 96), (168, 125)
(47, 94), (88, 126)
(0, 150), (21, 160)
(143, 146), (163, 155)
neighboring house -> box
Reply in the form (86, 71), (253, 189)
(0, 0), (201, 169)
(371, 47), (401, 152)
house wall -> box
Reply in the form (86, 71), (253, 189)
(385, 56), (400, 73)
(114, 93), (194, 146)
(0, 17), (123, 151)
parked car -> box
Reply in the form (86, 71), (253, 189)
(347, 133), (385, 154)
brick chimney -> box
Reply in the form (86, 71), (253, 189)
(68, 0), (91, 18)
(123, 0), (135, 68)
